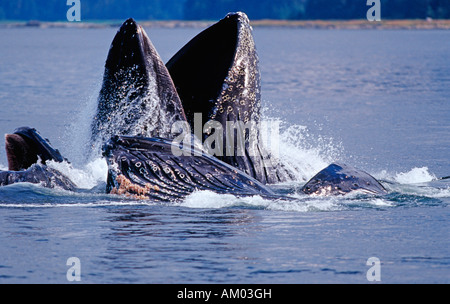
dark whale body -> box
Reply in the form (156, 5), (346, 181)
(301, 163), (387, 196)
(0, 164), (75, 190)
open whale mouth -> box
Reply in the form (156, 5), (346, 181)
(166, 12), (259, 128)
(164, 13), (289, 184)
(166, 13), (241, 127)
(5, 127), (65, 171)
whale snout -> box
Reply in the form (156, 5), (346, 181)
(105, 18), (149, 72)
(119, 18), (140, 35)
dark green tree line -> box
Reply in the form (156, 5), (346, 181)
(0, 0), (448, 21)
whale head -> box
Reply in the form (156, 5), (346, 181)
(166, 12), (290, 184)
(301, 163), (387, 196)
(5, 127), (65, 171)
(91, 18), (186, 151)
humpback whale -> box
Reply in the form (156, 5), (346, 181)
(301, 163), (387, 196)
(0, 127), (76, 190)
(0, 13), (393, 200)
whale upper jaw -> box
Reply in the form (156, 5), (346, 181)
(91, 18), (186, 148)
(166, 12), (258, 131)
(104, 18), (154, 76)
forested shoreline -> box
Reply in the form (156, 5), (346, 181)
(0, 0), (449, 21)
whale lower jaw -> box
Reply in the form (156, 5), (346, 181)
(0, 164), (76, 191)
(102, 135), (276, 201)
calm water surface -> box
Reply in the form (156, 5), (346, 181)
(0, 27), (449, 283)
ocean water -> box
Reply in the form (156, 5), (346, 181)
(0, 26), (449, 284)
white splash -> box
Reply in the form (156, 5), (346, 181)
(275, 122), (342, 182)
(394, 167), (437, 184)
(47, 158), (107, 189)
(180, 190), (344, 212)
(376, 167), (437, 184)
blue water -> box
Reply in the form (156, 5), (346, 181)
(0, 27), (449, 283)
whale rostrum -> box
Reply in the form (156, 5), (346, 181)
(91, 18), (186, 150)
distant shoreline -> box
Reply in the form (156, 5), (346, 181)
(1, 19), (450, 30)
